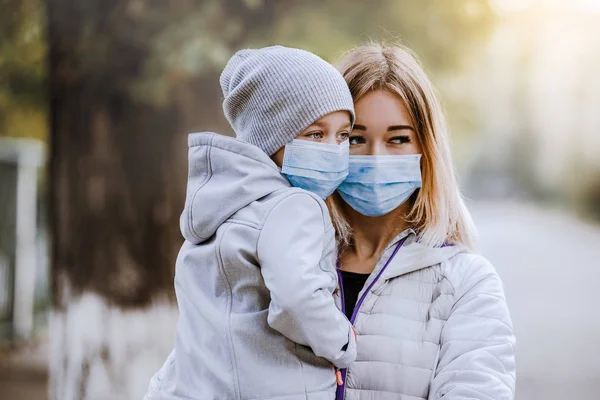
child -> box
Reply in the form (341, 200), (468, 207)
(144, 46), (356, 400)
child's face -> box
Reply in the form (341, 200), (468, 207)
(271, 110), (352, 167)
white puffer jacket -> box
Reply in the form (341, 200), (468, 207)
(335, 230), (516, 400)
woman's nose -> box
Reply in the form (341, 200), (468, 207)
(367, 141), (386, 155)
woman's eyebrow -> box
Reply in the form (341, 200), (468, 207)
(353, 124), (414, 131)
(387, 125), (414, 132)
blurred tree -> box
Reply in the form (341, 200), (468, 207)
(0, 0), (47, 140)
(46, 1), (303, 399)
(271, 0), (494, 72)
(46, 0), (496, 399)
(136, 0), (496, 134)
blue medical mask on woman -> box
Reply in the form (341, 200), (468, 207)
(337, 154), (422, 216)
(281, 139), (349, 199)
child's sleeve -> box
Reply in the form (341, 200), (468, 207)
(257, 192), (356, 368)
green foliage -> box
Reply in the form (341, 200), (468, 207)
(0, 0), (497, 140)
(271, 0), (495, 71)
(129, 0), (300, 107)
(132, 0), (496, 109)
(0, 0), (47, 140)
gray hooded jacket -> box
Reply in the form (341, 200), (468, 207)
(144, 132), (356, 400)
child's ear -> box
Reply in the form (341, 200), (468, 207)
(271, 147), (285, 168)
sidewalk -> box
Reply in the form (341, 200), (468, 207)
(471, 200), (600, 400)
(0, 341), (48, 400)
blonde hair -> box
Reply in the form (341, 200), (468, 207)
(331, 42), (477, 251)
(325, 194), (352, 248)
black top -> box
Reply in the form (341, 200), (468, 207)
(340, 270), (371, 320)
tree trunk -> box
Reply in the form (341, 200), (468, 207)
(47, 1), (187, 399)
(46, 0), (296, 397)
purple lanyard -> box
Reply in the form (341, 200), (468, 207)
(335, 235), (409, 400)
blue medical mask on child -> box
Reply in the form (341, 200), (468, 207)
(281, 139), (349, 199)
(337, 154), (422, 216)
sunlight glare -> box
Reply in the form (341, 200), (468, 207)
(493, 0), (600, 13)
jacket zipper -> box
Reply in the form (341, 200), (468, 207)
(335, 236), (408, 400)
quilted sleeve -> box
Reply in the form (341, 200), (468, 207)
(429, 255), (516, 400)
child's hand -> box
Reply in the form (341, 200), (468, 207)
(335, 367), (343, 386)
(334, 327), (355, 385)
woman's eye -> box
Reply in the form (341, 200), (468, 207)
(349, 135), (365, 145)
(306, 131), (324, 139)
(389, 135), (410, 144)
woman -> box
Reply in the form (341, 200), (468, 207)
(329, 43), (516, 399)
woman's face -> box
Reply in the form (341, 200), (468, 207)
(349, 90), (422, 156)
(271, 110), (351, 167)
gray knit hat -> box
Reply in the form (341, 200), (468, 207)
(220, 45), (355, 156)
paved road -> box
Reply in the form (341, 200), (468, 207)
(471, 200), (600, 400)
(0, 343), (48, 400)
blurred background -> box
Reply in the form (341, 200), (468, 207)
(0, 0), (599, 399)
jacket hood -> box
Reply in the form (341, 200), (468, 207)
(180, 132), (290, 244)
(382, 231), (466, 279)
